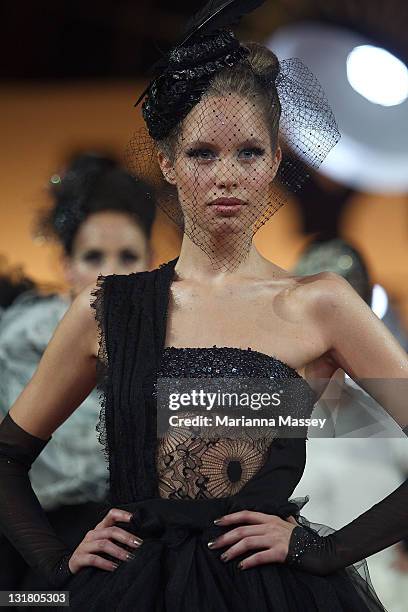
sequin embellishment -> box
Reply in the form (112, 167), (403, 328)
(286, 526), (325, 565)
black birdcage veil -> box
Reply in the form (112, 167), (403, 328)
(126, 53), (340, 271)
(125, 0), (340, 271)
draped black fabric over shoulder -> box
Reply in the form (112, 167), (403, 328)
(67, 258), (387, 611)
(90, 262), (174, 503)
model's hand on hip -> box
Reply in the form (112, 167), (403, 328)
(68, 508), (143, 574)
(207, 510), (298, 570)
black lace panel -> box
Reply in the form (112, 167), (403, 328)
(157, 426), (275, 499)
(90, 275), (111, 471)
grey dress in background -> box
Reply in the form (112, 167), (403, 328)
(0, 290), (109, 596)
(0, 290), (108, 510)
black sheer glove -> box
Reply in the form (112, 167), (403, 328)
(0, 412), (74, 587)
(286, 426), (408, 576)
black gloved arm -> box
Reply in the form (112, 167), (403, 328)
(286, 425), (408, 575)
(0, 412), (74, 587)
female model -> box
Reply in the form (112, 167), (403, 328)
(0, 151), (155, 592)
(0, 2), (407, 610)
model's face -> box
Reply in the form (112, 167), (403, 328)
(159, 93), (281, 238)
(64, 210), (152, 296)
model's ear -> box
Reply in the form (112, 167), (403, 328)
(273, 144), (282, 174)
(269, 143), (282, 183)
(157, 150), (177, 185)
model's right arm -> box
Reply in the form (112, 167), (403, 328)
(7, 283), (99, 439)
(0, 282), (133, 587)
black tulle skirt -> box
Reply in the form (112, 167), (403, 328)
(66, 496), (387, 612)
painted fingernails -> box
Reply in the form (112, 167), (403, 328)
(213, 517), (223, 525)
(125, 552), (136, 561)
(220, 553), (228, 562)
(207, 541), (216, 548)
(133, 537), (143, 545)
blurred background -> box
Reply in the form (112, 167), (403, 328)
(0, 0), (407, 311)
(0, 1), (407, 609)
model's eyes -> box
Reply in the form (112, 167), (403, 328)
(120, 250), (140, 264)
(238, 147), (265, 159)
(82, 249), (103, 264)
(186, 147), (265, 160)
(81, 250), (140, 265)
(186, 148), (215, 160)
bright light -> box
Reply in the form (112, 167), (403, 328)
(371, 284), (388, 319)
(347, 45), (408, 106)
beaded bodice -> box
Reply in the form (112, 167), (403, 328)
(155, 346), (316, 501)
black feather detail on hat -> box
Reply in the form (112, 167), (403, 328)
(134, 0), (266, 140)
(181, 0), (265, 45)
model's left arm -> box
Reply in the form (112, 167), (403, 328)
(286, 271), (408, 575)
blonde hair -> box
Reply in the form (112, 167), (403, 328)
(158, 42), (281, 161)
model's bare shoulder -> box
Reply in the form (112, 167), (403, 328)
(278, 271), (348, 360)
(289, 270), (352, 316)
(61, 283), (100, 357)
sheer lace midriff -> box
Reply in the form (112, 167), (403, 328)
(156, 425), (277, 499)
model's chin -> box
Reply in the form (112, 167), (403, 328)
(208, 217), (253, 240)
(183, 207), (254, 236)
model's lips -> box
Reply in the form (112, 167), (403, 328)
(207, 197), (247, 217)
(208, 197), (247, 207)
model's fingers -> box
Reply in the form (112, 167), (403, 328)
(214, 510), (275, 525)
(218, 535), (269, 562)
(85, 526), (143, 548)
(238, 548), (283, 570)
(208, 524), (265, 549)
(81, 538), (137, 563)
(68, 514), (143, 574)
(96, 508), (133, 529)
(70, 552), (120, 573)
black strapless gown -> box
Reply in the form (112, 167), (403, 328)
(67, 347), (387, 612)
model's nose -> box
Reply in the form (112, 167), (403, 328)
(215, 158), (239, 190)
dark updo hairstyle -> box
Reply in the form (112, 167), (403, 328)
(37, 152), (156, 255)
(152, 40), (282, 163)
